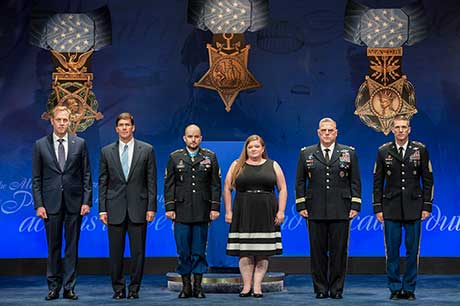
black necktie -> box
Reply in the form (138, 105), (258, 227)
(57, 139), (65, 171)
(324, 148), (330, 163)
(398, 147), (404, 159)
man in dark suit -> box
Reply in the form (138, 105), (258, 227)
(164, 124), (221, 299)
(373, 116), (434, 301)
(98, 112), (157, 299)
(32, 105), (92, 301)
(295, 117), (361, 299)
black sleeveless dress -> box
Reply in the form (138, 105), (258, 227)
(226, 159), (283, 256)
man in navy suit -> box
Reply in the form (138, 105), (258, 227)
(99, 112), (157, 299)
(32, 105), (92, 301)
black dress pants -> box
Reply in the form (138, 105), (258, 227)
(308, 219), (349, 295)
(108, 216), (147, 293)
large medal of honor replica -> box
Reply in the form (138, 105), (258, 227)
(188, 0), (269, 111)
(30, 6), (112, 134)
(344, 0), (430, 134)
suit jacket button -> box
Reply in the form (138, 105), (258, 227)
(401, 186), (405, 190)
(192, 190), (196, 193)
(326, 186), (330, 189)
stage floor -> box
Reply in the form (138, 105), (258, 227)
(0, 274), (459, 305)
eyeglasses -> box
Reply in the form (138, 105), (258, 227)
(319, 129), (336, 133)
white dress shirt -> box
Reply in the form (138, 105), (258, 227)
(53, 133), (68, 161)
(119, 137), (135, 171)
(396, 140), (409, 158)
(320, 143), (335, 159)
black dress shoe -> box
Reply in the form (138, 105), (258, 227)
(127, 291), (139, 299)
(330, 292), (343, 299)
(112, 290), (126, 299)
(315, 292), (328, 299)
(63, 290), (78, 300)
(389, 290), (401, 300)
(405, 291), (416, 300)
(45, 290), (59, 301)
(253, 292), (263, 298)
(239, 290), (252, 297)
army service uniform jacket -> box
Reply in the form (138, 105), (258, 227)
(295, 143), (362, 220)
(164, 148), (221, 223)
(373, 140), (434, 221)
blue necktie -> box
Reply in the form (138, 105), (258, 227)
(121, 144), (129, 179)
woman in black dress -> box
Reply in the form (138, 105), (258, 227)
(224, 135), (287, 298)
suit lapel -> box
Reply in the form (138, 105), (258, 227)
(388, 142), (402, 161)
(46, 135), (61, 172)
(329, 144), (341, 165)
(63, 135), (76, 171)
(192, 148), (205, 166)
(127, 140), (142, 181)
(111, 141), (125, 181)
(182, 147), (193, 165)
(404, 141), (415, 162)
(313, 144), (327, 165)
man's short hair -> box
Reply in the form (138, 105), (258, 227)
(392, 115), (410, 127)
(116, 112), (134, 126)
(318, 117), (337, 128)
(50, 105), (71, 118)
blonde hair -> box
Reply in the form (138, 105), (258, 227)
(231, 135), (268, 186)
(50, 105), (71, 118)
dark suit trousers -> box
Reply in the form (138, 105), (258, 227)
(108, 216), (147, 293)
(308, 220), (350, 295)
(44, 210), (82, 291)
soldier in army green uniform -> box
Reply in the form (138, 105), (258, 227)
(164, 124), (221, 299)
(295, 118), (361, 299)
(373, 116), (434, 301)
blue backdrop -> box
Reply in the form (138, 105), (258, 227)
(0, 0), (459, 263)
